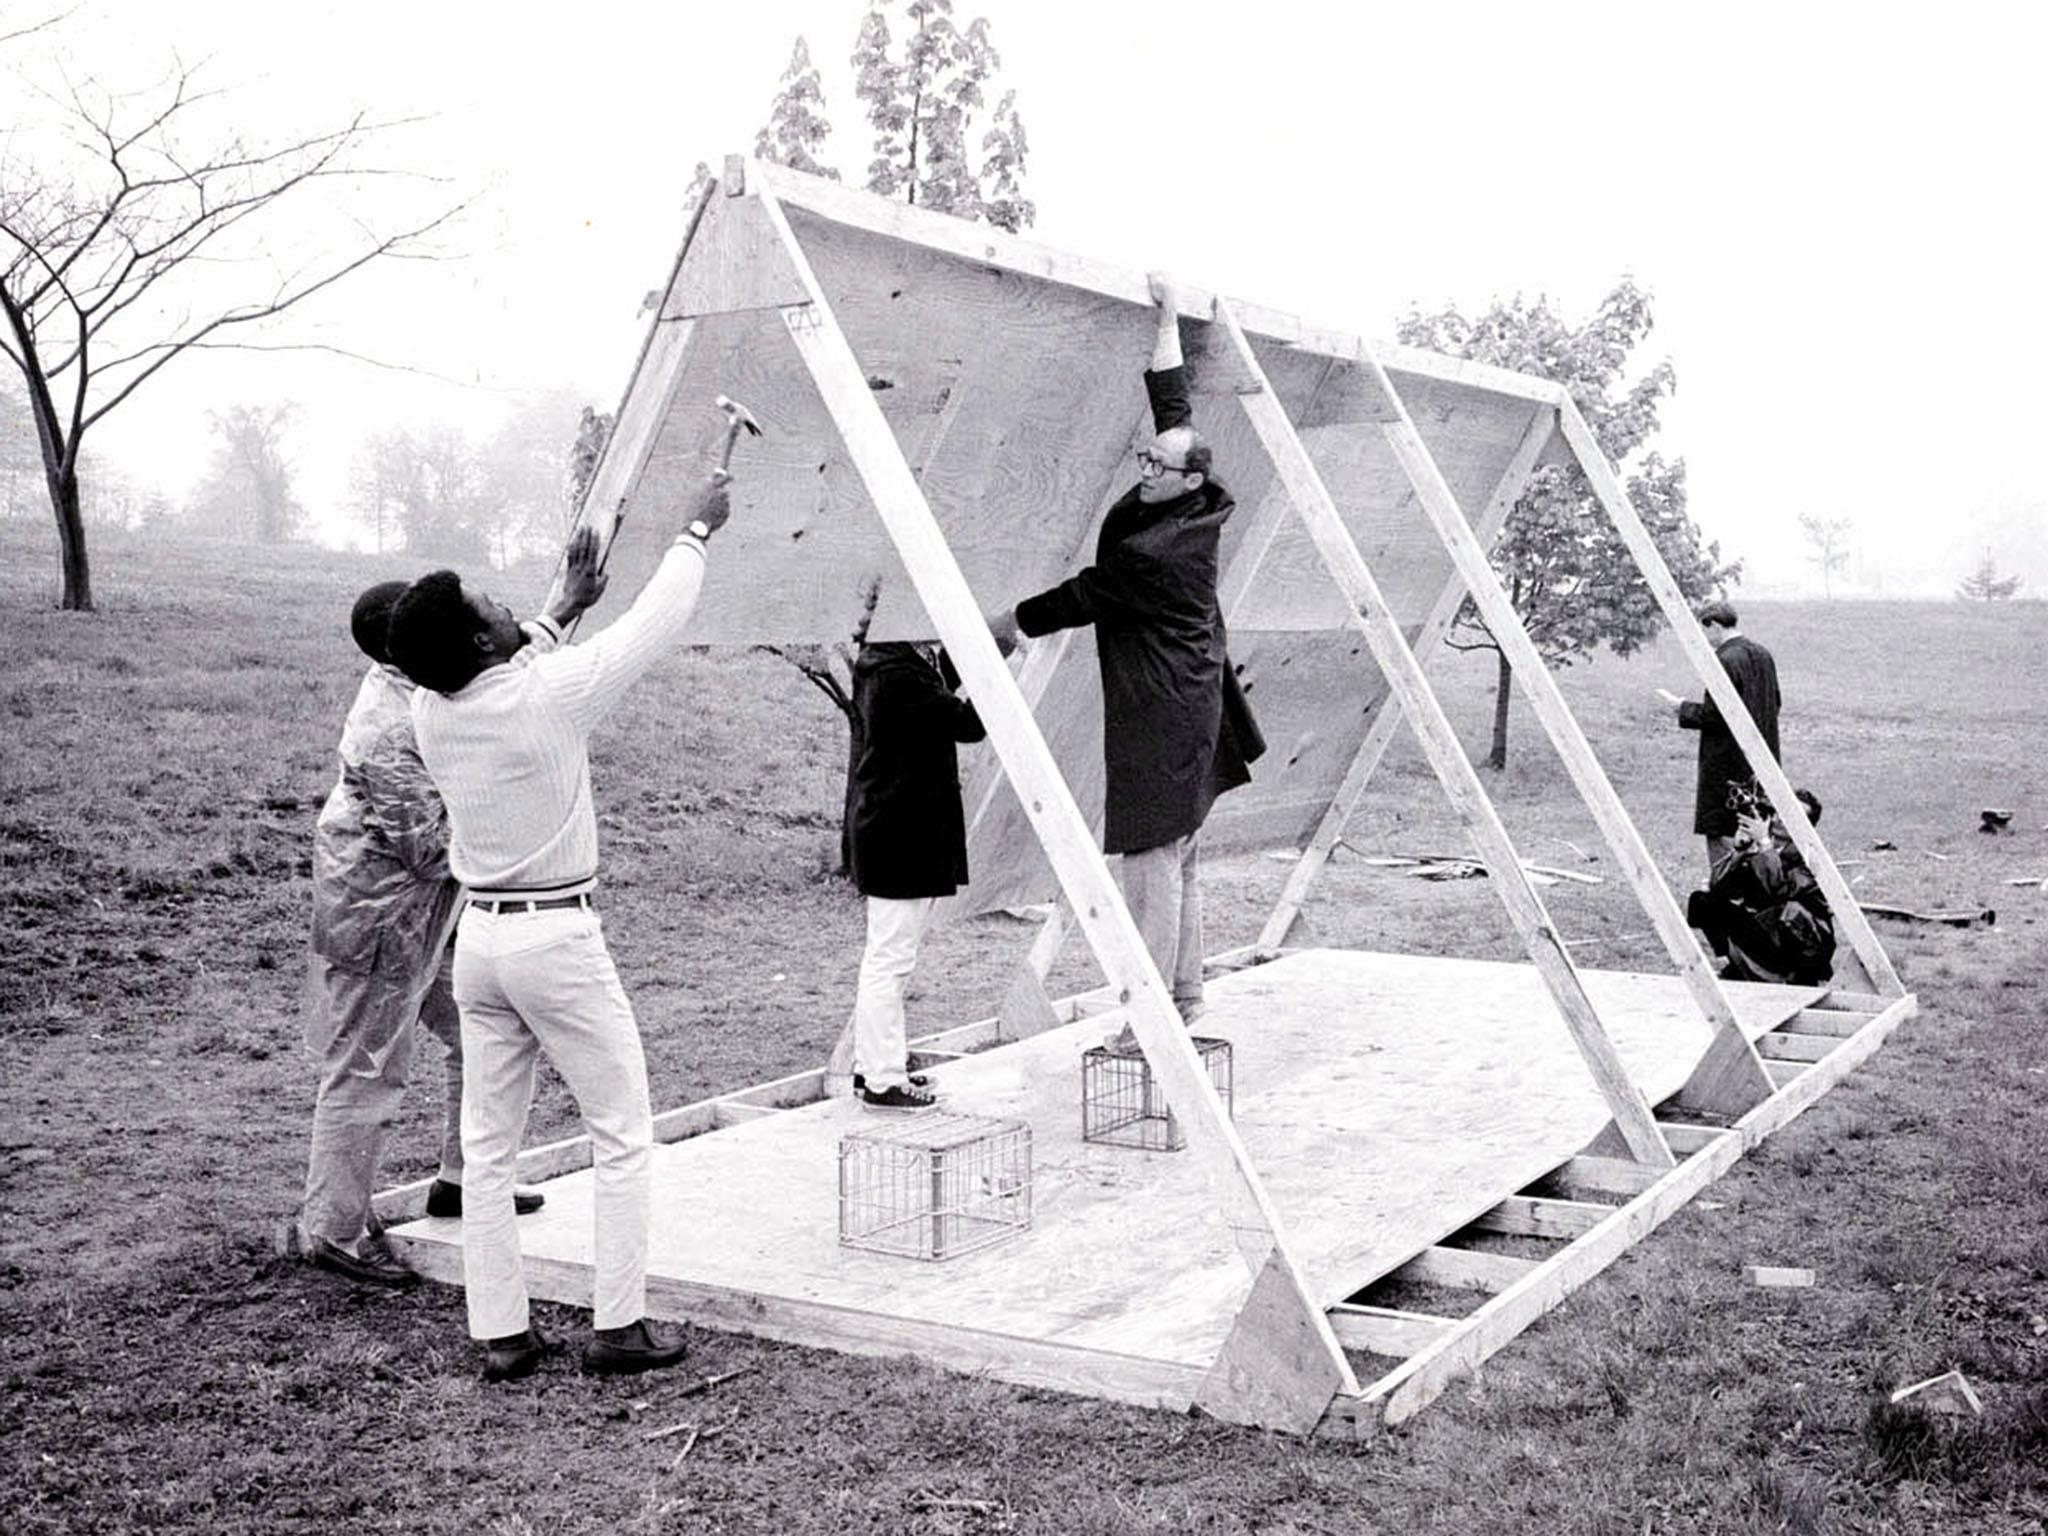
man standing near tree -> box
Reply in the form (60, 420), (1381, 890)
(1660, 599), (1780, 881)
(988, 275), (1262, 1044)
(388, 477), (731, 1383)
(296, 533), (604, 1287)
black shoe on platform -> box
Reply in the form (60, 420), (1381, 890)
(425, 1180), (546, 1219)
(852, 1071), (931, 1093)
(305, 1234), (419, 1290)
(857, 1080), (939, 1110)
(583, 1319), (689, 1376)
(482, 1325), (557, 1383)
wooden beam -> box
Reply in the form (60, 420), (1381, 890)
(711, 1101), (782, 1129)
(1326, 1303), (1460, 1357)
(1466, 1194), (1614, 1241)
(1396, 1245), (1540, 1295)
(753, 181), (1355, 1424)
(1817, 988), (1892, 1014)
(1212, 298), (1673, 1170)
(1554, 400), (1904, 1000)
(1257, 404), (1556, 953)
(1354, 364), (1772, 1122)
(1780, 1007), (1871, 1038)
(749, 157), (1561, 408)
(1756, 1031), (1838, 1064)
(1557, 1155), (1666, 1198)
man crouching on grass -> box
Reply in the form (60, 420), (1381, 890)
(387, 475), (731, 1384)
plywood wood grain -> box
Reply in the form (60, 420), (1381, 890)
(390, 951), (1817, 1392)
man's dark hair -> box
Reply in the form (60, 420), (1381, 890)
(1794, 787), (1823, 826)
(387, 570), (486, 695)
(349, 580), (410, 665)
(1180, 433), (1213, 481)
(1696, 599), (1738, 629)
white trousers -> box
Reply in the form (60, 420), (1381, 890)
(830, 895), (935, 1093)
(1119, 832), (1205, 1014)
(452, 905), (651, 1340)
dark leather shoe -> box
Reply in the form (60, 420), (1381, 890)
(482, 1325), (557, 1383)
(583, 1319), (689, 1376)
(305, 1234), (419, 1290)
(425, 1180), (546, 1219)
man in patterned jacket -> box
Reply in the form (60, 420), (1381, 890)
(296, 529), (605, 1285)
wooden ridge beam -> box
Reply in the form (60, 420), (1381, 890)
(752, 180), (1355, 1428)
(1256, 403), (1556, 953)
(1212, 297), (1673, 1169)
(1554, 400), (1904, 999)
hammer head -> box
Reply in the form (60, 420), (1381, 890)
(714, 393), (762, 437)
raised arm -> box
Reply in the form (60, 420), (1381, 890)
(538, 480), (731, 734)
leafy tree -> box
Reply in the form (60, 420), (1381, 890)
(755, 39), (839, 180)
(1957, 550), (2021, 602)
(1797, 512), (1852, 598)
(1397, 279), (1740, 768)
(0, 43), (459, 608)
(186, 402), (304, 541)
(848, 0), (1034, 231)
(348, 425), (485, 562)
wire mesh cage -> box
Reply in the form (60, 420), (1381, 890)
(1081, 1035), (1234, 1151)
(838, 1112), (1033, 1260)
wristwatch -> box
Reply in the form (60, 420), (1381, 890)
(684, 519), (713, 544)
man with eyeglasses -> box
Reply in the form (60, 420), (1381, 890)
(988, 275), (1263, 1043)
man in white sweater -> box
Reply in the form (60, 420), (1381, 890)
(388, 477), (730, 1383)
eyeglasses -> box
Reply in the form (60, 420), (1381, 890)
(1136, 448), (1195, 477)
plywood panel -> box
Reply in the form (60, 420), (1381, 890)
(389, 951), (1819, 1387)
(578, 187), (1545, 653)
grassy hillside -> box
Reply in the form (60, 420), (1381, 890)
(2, 525), (2043, 1534)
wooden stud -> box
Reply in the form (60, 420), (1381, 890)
(1734, 993), (1915, 1147)
(1764, 1059), (1806, 1089)
(1554, 400), (1904, 1000)
(1326, 1303), (1460, 1356)
(1654, 1122), (1735, 1156)
(751, 179), (1356, 1422)
(1212, 297), (1673, 1170)
(1257, 404), (1556, 953)
(1756, 1031), (1838, 1063)
(1466, 1194), (1614, 1241)
(1780, 1007), (1871, 1038)
(1558, 1155), (1666, 1198)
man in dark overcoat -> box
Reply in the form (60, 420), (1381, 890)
(831, 641), (987, 1109)
(1668, 599), (1781, 880)
(989, 275), (1263, 1036)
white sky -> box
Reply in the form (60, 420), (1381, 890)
(12, 0), (2046, 593)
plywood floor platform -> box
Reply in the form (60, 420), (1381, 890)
(390, 949), (1821, 1406)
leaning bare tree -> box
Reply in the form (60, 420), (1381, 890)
(0, 59), (460, 608)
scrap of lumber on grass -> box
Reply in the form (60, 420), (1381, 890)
(1858, 902), (1996, 929)
(1744, 1265), (1816, 1288)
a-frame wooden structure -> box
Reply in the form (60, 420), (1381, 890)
(387, 157), (1915, 1432)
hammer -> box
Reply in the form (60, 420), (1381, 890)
(711, 394), (762, 485)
